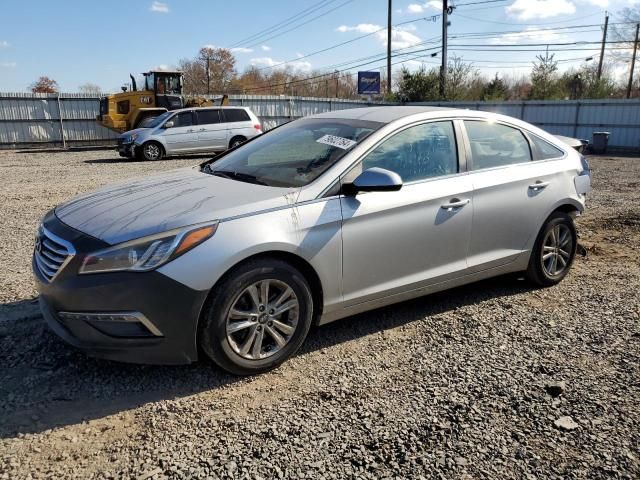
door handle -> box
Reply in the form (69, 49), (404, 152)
(199, 128), (206, 131)
(186, 129), (194, 133)
(441, 198), (470, 210)
(529, 181), (550, 190)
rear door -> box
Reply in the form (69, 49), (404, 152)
(160, 111), (197, 152)
(222, 108), (254, 143)
(194, 109), (227, 152)
(463, 120), (563, 271)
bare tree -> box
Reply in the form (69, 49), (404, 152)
(30, 76), (59, 93)
(78, 83), (102, 94)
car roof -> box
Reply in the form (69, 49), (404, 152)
(309, 106), (456, 123)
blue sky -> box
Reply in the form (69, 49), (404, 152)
(0, 0), (636, 92)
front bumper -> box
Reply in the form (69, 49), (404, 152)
(116, 141), (136, 158)
(33, 211), (209, 365)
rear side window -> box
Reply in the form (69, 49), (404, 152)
(171, 111), (193, 127)
(465, 121), (532, 170)
(531, 135), (565, 160)
(197, 109), (221, 125)
(223, 109), (251, 123)
(359, 121), (458, 183)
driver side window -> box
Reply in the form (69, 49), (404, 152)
(355, 121), (458, 183)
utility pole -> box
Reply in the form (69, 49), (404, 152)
(440, 0), (449, 99)
(335, 70), (339, 98)
(387, 0), (392, 95)
(597, 13), (609, 80)
(206, 56), (211, 95)
(627, 23), (640, 99)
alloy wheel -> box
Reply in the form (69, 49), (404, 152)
(144, 143), (160, 160)
(226, 279), (299, 360)
(541, 224), (573, 276)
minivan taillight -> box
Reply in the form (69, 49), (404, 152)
(254, 124), (262, 131)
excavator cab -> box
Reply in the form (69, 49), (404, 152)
(142, 71), (185, 111)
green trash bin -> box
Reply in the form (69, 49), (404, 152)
(592, 131), (610, 154)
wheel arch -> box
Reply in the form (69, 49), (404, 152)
(196, 249), (325, 337)
(229, 135), (247, 149)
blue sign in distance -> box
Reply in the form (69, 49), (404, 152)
(358, 71), (381, 95)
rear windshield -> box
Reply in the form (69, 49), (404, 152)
(202, 118), (382, 188)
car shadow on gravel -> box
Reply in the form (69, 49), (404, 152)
(0, 274), (534, 439)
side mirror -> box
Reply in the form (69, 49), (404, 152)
(164, 121), (174, 129)
(346, 167), (403, 194)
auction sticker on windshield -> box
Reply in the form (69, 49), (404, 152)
(316, 134), (356, 150)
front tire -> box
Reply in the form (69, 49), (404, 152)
(526, 211), (577, 287)
(199, 258), (314, 375)
(141, 141), (164, 161)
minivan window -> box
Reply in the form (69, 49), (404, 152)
(223, 109), (251, 123)
(145, 111), (172, 129)
(171, 111), (193, 128)
(359, 121), (458, 183)
(531, 135), (565, 160)
(465, 121), (532, 169)
(197, 109), (221, 125)
(203, 118), (381, 187)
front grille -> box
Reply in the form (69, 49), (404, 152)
(34, 225), (75, 282)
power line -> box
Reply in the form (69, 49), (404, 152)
(227, 0), (339, 48)
(251, 18), (426, 73)
(454, 0), (508, 6)
(243, 0), (355, 49)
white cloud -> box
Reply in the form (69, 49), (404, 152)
(490, 27), (570, 45)
(152, 64), (170, 71)
(249, 57), (312, 71)
(581, 0), (608, 6)
(230, 47), (253, 53)
(202, 44), (216, 50)
(261, 45), (271, 51)
(0, 62), (16, 68)
(406, 1), (440, 13)
(506, 0), (576, 20)
(0, 41), (9, 48)
(150, 1), (169, 13)
(337, 23), (422, 49)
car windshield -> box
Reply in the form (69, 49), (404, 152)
(145, 111), (173, 129)
(202, 118), (381, 187)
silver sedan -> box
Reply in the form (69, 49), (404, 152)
(33, 106), (591, 375)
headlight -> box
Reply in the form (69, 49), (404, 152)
(122, 133), (138, 144)
(79, 223), (217, 274)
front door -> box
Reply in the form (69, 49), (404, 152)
(340, 120), (473, 306)
(161, 111), (197, 152)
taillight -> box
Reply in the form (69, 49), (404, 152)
(254, 124), (262, 131)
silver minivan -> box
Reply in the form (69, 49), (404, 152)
(117, 106), (263, 160)
(35, 107), (591, 375)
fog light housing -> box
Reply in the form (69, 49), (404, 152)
(57, 311), (163, 338)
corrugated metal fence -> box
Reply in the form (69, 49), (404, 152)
(412, 99), (640, 150)
(1, 93), (639, 150)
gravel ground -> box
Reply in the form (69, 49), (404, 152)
(0, 149), (638, 479)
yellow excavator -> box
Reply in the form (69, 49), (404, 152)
(97, 70), (229, 133)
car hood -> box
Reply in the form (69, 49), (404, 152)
(55, 167), (299, 245)
(118, 127), (150, 139)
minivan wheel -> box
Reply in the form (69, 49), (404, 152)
(229, 136), (246, 149)
(199, 258), (314, 375)
(526, 211), (577, 287)
(142, 141), (163, 161)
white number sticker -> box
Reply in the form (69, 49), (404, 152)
(316, 134), (356, 150)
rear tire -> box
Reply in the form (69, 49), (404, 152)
(526, 211), (577, 287)
(141, 141), (164, 161)
(229, 136), (246, 149)
(199, 258), (313, 376)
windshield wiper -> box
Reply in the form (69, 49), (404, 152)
(210, 169), (268, 186)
